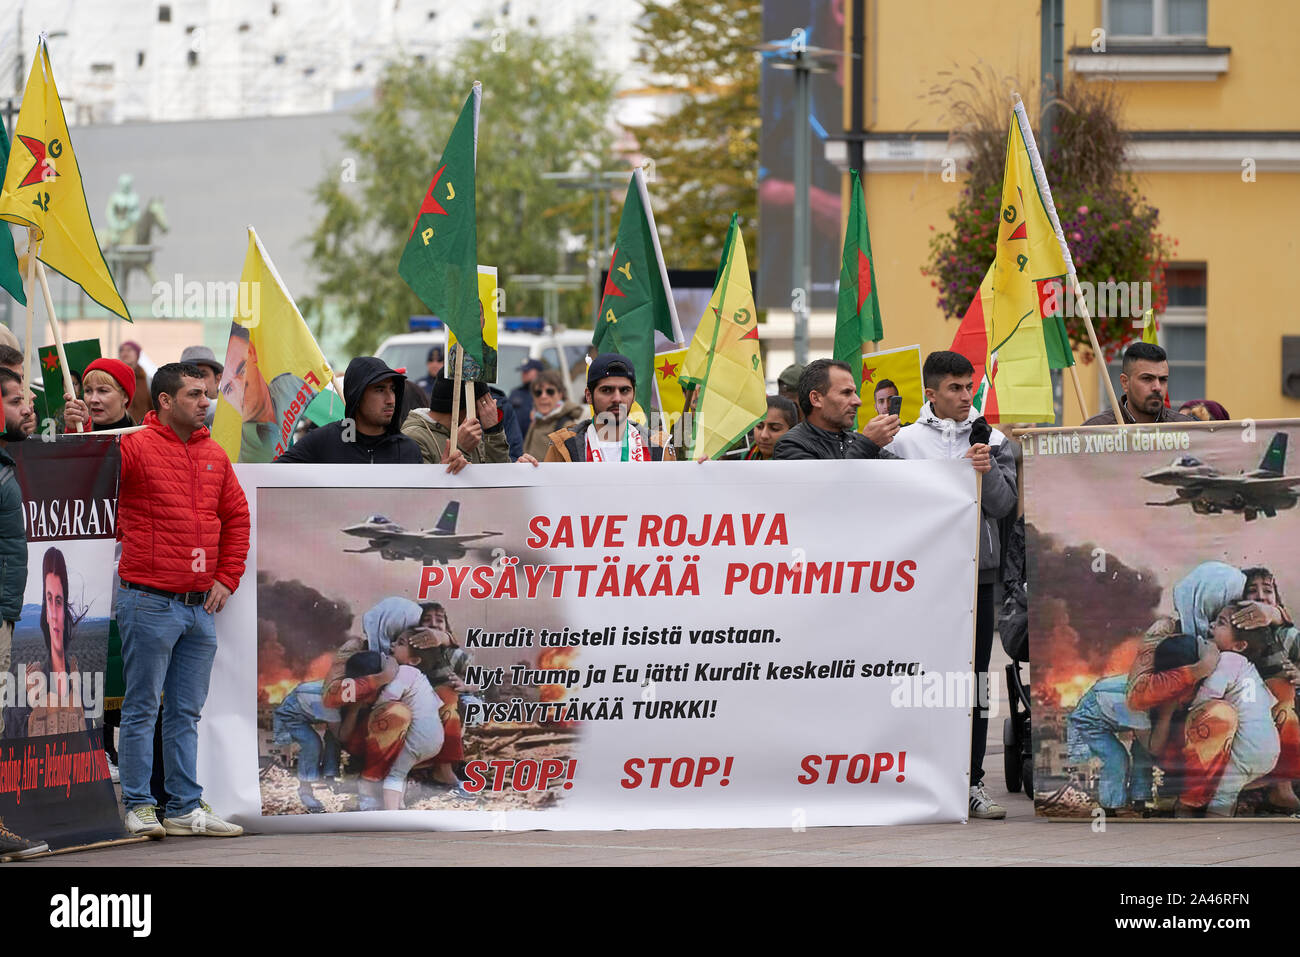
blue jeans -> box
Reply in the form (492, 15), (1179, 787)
(273, 693), (340, 782)
(1067, 700), (1154, 808)
(116, 585), (218, 817)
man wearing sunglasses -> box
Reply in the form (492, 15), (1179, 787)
(543, 353), (674, 463)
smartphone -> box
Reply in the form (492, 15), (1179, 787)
(886, 395), (902, 417)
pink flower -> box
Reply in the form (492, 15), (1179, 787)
(1077, 205), (1089, 215)
(1071, 231), (1083, 242)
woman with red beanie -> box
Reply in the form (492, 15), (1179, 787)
(63, 357), (138, 431)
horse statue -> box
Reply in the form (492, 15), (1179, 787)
(100, 193), (169, 299)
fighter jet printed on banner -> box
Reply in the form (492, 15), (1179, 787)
(341, 501), (501, 563)
(1143, 432), (1300, 520)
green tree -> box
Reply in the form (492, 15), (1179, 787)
(632, 0), (761, 269)
(303, 33), (618, 355)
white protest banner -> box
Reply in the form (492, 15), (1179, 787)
(201, 460), (978, 831)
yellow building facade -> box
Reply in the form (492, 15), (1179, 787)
(832, 0), (1300, 424)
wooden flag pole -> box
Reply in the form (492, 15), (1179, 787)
(1071, 274), (1122, 417)
(1067, 363), (1088, 420)
(21, 230), (37, 402)
(1009, 94), (1105, 422)
(447, 347), (464, 456)
(36, 262), (80, 431)
(464, 380), (477, 426)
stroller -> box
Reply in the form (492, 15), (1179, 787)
(999, 515), (1033, 798)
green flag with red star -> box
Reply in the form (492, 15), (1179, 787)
(399, 84), (482, 370)
(833, 169), (884, 389)
(0, 124), (25, 306)
(592, 167), (683, 411)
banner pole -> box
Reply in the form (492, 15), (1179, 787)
(448, 347), (463, 457)
(36, 261), (81, 432)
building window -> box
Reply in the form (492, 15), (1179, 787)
(1104, 264), (1207, 409)
(188, 49), (199, 67)
(158, 5), (171, 22)
(137, 51), (146, 67)
(1106, 0), (1207, 41)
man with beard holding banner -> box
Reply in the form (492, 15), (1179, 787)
(543, 353), (674, 462)
(0, 366), (46, 858)
(116, 363), (250, 839)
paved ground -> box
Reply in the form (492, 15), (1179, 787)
(16, 644), (1300, 867)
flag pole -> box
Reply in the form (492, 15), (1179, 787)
(635, 166), (684, 345)
(35, 262), (79, 411)
(21, 230), (37, 402)
(1011, 94), (1112, 420)
(447, 347), (463, 457)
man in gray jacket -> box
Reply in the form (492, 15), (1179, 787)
(0, 367), (47, 858)
(889, 351), (1018, 820)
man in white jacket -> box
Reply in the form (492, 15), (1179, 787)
(889, 351), (1019, 820)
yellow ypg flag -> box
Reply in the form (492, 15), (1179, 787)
(856, 344), (923, 430)
(212, 227), (335, 462)
(652, 346), (689, 420)
(1141, 307), (1159, 345)
(986, 103), (1070, 423)
(680, 214), (766, 460)
(0, 40), (129, 320)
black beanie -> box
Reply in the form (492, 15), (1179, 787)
(428, 376), (489, 413)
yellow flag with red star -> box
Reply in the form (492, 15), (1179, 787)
(0, 38), (130, 320)
(855, 344), (923, 430)
(652, 346), (689, 419)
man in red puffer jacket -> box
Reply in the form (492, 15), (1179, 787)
(116, 362), (250, 839)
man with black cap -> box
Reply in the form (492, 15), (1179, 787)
(180, 345), (223, 427)
(402, 377), (541, 472)
(510, 358), (545, 423)
(543, 352), (674, 462)
(415, 346), (444, 397)
(274, 357), (421, 464)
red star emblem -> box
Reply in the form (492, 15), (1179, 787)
(861, 361), (876, 385)
(16, 135), (56, 189)
(407, 164), (450, 238)
(601, 246), (626, 301)
(41, 352), (59, 372)
(656, 358), (678, 379)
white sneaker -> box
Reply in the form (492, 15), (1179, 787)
(162, 801), (243, 837)
(125, 804), (166, 839)
(107, 759), (120, 784)
(969, 783), (1007, 820)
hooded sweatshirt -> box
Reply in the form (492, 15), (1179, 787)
(889, 401), (1018, 581)
(275, 356), (422, 464)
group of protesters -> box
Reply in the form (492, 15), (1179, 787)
(0, 325), (1251, 855)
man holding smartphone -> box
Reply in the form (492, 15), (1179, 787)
(889, 351), (1018, 821)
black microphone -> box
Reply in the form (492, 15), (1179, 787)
(970, 416), (992, 446)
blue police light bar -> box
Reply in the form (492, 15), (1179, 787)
(502, 316), (545, 332)
(409, 316), (444, 331)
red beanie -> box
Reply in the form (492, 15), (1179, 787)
(82, 357), (137, 402)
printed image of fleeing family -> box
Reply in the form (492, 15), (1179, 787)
(257, 593), (576, 813)
(1033, 555), (1299, 818)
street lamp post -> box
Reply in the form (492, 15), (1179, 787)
(757, 41), (842, 367)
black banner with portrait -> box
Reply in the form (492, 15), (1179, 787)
(1, 436), (127, 852)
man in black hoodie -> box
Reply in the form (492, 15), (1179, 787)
(275, 357), (421, 464)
